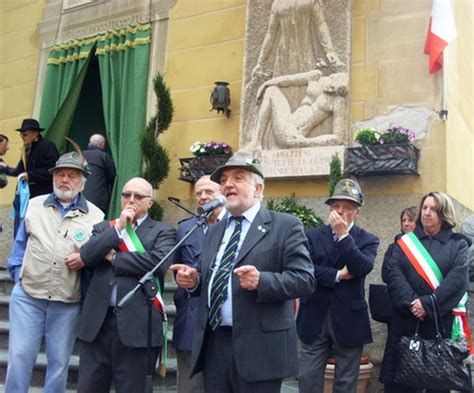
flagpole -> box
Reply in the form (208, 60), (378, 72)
(440, 47), (448, 120)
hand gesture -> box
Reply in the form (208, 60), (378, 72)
(328, 211), (349, 238)
(169, 264), (199, 289)
(115, 205), (137, 232)
(234, 265), (260, 291)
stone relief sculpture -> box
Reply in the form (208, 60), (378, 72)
(240, 0), (351, 153)
(251, 0), (342, 79)
(242, 70), (349, 152)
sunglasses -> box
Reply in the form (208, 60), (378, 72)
(121, 192), (151, 201)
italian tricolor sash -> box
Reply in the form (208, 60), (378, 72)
(109, 220), (168, 376)
(397, 232), (473, 354)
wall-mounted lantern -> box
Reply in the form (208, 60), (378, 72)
(210, 81), (231, 118)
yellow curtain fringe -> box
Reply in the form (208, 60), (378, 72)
(47, 23), (151, 63)
(95, 37), (151, 56)
(47, 51), (92, 65)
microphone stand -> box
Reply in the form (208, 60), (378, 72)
(118, 208), (212, 393)
(167, 196), (197, 217)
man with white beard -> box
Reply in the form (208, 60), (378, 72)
(5, 151), (104, 393)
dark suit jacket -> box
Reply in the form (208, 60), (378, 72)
(5, 136), (59, 197)
(172, 216), (206, 352)
(297, 224), (379, 347)
(83, 146), (116, 214)
(78, 216), (176, 348)
(190, 207), (315, 382)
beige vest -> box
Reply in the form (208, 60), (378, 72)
(20, 194), (104, 303)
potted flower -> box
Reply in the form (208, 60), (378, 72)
(179, 141), (233, 182)
(346, 125), (420, 176)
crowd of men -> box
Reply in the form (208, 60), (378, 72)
(7, 118), (468, 393)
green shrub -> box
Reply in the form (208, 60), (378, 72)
(328, 153), (342, 197)
(354, 128), (381, 146)
(267, 198), (323, 230)
(141, 73), (174, 221)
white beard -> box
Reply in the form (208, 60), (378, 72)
(53, 185), (82, 202)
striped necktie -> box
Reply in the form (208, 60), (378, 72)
(209, 216), (243, 330)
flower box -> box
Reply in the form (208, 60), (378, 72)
(178, 154), (231, 183)
(345, 144), (420, 176)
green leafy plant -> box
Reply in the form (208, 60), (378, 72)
(328, 153), (342, 197)
(355, 126), (416, 147)
(141, 73), (174, 220)
(354, 128), (381, 146)
(267, 198), (323, 230)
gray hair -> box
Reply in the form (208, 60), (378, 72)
(251, 172), (265, 200)
(89, 134), (106, 149)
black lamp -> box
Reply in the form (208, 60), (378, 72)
(210, 81), (231, 118)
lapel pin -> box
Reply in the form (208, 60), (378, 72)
(257, 225), (267, 233)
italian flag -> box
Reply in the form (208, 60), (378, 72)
(397, 232), (472, 354)
(424, 0), (457, 74)
(110, 220), (169, 376)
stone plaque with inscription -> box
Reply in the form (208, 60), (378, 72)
(261, 145), (345, 179)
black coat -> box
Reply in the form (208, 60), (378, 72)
(83, 146), (116, 214)
(172, 216), (206, 352)
(297, 224), (380, 347)
(379, 225), (469, 383)
(78, 217), (176, 348)
(5, 136), (59, 198)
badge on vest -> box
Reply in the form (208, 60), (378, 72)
(74, 230), (86, 242)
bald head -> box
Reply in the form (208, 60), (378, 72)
(89, 134), (106, 150)
(121, 177), (154, 218)
(123, 177), (153, 196)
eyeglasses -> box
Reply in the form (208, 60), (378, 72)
(195, 189), (217, 198)
(121, 192), (151, 201)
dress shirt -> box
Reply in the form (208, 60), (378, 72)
(334, 221), (354, 283)
(208, 202), (261, 326)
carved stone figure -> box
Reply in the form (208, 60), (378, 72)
(252, 0), (342, 79)
(240, 0), (351, 154)
(241, 71), (349, 152)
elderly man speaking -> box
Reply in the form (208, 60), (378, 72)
(5, 151), (104, 393)
(171, 152), (315, 393)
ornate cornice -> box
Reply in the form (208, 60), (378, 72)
(38, 0), (176, 47)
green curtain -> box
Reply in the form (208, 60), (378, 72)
(96, 24), (151, 218)
(39, 38), (96, 152)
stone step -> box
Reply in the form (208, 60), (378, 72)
(0, 347), (177, 389)
(0, 270), (179, 303)
(0, 319), (176, 359)
(0, 349), (176, 389)
(0, 293), (177, 323)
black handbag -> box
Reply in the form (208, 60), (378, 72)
(368, 284), (393, 324)
(393, 295), (471, 391)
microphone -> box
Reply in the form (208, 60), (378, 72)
(197, 195), (227, 215)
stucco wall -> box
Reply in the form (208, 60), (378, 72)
(0, 0), (45, 206)
(445, 0), (474, 209)
(0, 0), (46, 264)
(157, 0), (246, 207)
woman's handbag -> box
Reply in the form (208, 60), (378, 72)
(393, 295), (471, 391)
